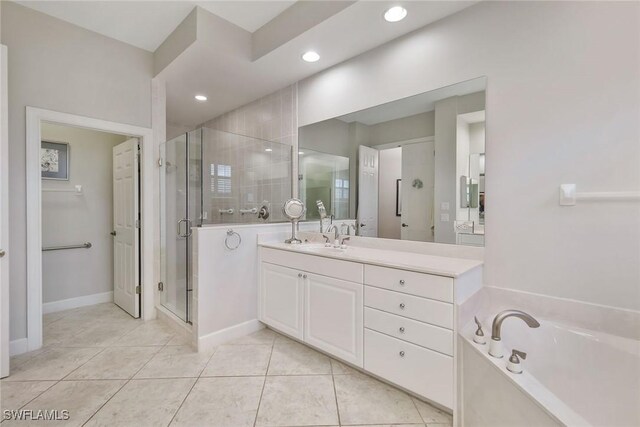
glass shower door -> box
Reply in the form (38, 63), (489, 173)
(160, 129), (201, 324)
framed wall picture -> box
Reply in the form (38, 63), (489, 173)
(41, 141), (69, 180)
(396, 179), (402, 216)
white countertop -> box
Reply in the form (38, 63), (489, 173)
(259, 241), (483, 278)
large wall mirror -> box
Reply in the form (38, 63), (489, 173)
(298, 77), (486, 247)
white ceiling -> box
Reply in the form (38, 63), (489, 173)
(337, 77), (487, 125)
(197, 1), (296, 32)
(163, 1), (478, 127)
(15, 1), (297, 52)
(16, 0), (479, 128)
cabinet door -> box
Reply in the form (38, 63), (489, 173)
(260, 263), (304, 339)
(304, 273), (363, 367)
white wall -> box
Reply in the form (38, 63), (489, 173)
(298, 2), (640, 311)
(41, 124), (127, 305)
(2, 2), (153, 340)
(193, 222), (321, 349)
(378, 147), (401, 239)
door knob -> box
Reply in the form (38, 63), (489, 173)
(110, 231), (117, 236)
(0, 249), (5, 258)
(360, 223), (366, 227)
(401, 223), (409, 227)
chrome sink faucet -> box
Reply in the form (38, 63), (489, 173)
(326, 224), (339, 241)
(489, 310), (540, 358)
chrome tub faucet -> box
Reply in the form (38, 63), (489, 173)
(489, 310), (540, 358)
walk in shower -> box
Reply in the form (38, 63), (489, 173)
(159, 127), (292, 322)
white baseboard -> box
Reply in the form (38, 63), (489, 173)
(9, 338), (28, 356)
(197, 319), (264, 353)
(43, 291), (113, 315)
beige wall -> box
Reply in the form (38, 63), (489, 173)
(41, 124), (128, 304)
(298, 1), (640, 310)
(369, 112), (435, 146)
(2, 2), (153, 340)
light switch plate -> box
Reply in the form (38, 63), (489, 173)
(441, 202), (450, 210)
(440, 213), (450, 222)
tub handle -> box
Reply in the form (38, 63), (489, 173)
(510, 349), (527, 363)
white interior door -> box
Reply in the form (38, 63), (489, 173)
(358, 145), (379, 237)
(113, 138), (140, 318)
(0, 45), (9, 378)
(401, 142), (435, 241)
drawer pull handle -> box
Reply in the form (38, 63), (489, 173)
(399, 327), (405, 333)
(298, 273), (303, 278)
(399, 279), (405, 285)
(303, 274), (308, 279)
(399, 351), (405, 357)
(399, 303), (406, 309)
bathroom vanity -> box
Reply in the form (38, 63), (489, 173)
(258, 241), (483, 410)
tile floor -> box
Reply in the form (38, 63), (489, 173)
(2, 303), (453, 427)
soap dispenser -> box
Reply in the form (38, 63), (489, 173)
(506, 349), (527, 374)
(473, 316), (486, 345)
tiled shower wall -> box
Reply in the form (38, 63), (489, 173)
(200, 84), (298, 224)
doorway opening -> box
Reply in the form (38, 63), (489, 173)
(22, 107), (155, 355)
(41, 123), (141, 319)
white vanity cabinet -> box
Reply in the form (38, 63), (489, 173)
(260, 263), (305, 340)
(304, 272), (363, 366)
(259, 247), (365, 366)
(258, 244), (482, 412)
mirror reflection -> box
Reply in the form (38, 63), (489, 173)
(298, 77), (486, 246)
(298, 149), (350, 221)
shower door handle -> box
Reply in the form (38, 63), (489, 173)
(178, 219), (193, 238)
(177, 219), (187, 237)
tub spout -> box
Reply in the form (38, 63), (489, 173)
(489, 310), (540, 358)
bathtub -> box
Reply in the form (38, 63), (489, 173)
(460, 317), (640, 426)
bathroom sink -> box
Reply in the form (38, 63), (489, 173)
(300, 243), (347, 253)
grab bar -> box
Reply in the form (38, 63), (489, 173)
(560, 185), (640, 205)
(43, 242), (92, 251)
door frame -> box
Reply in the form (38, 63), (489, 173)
(25, 107), (155, 352)
(1, 45), (9, 377)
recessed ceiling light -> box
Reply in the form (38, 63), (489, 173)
(302, 51), (320, 63)
(195, 95), (207, 101)
(384, 6), (407, 22)
(265, 148), (273, 152)
(298, 151), (305, 155)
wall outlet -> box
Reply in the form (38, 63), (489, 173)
(440, 213), (450, 222)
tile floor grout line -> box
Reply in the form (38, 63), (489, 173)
(330, 359), (343, 427)
(11, 379), (60, 414)
(58, 346), (110, 381)
(166, 342), (220, 426)
(80, 327), (179, 426)
(252, 335), (276, 427)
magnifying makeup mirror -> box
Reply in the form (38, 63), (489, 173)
(282, 198), (306, 244)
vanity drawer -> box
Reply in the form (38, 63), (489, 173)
(261, 247), (363, 283)
(364, 307), (453, 356)
(364, 265), (453, 303)
(364, 328), (453, 409)
(364, 286), (453, 329)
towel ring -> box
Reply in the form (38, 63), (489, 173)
(225, 229), (241, 250)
